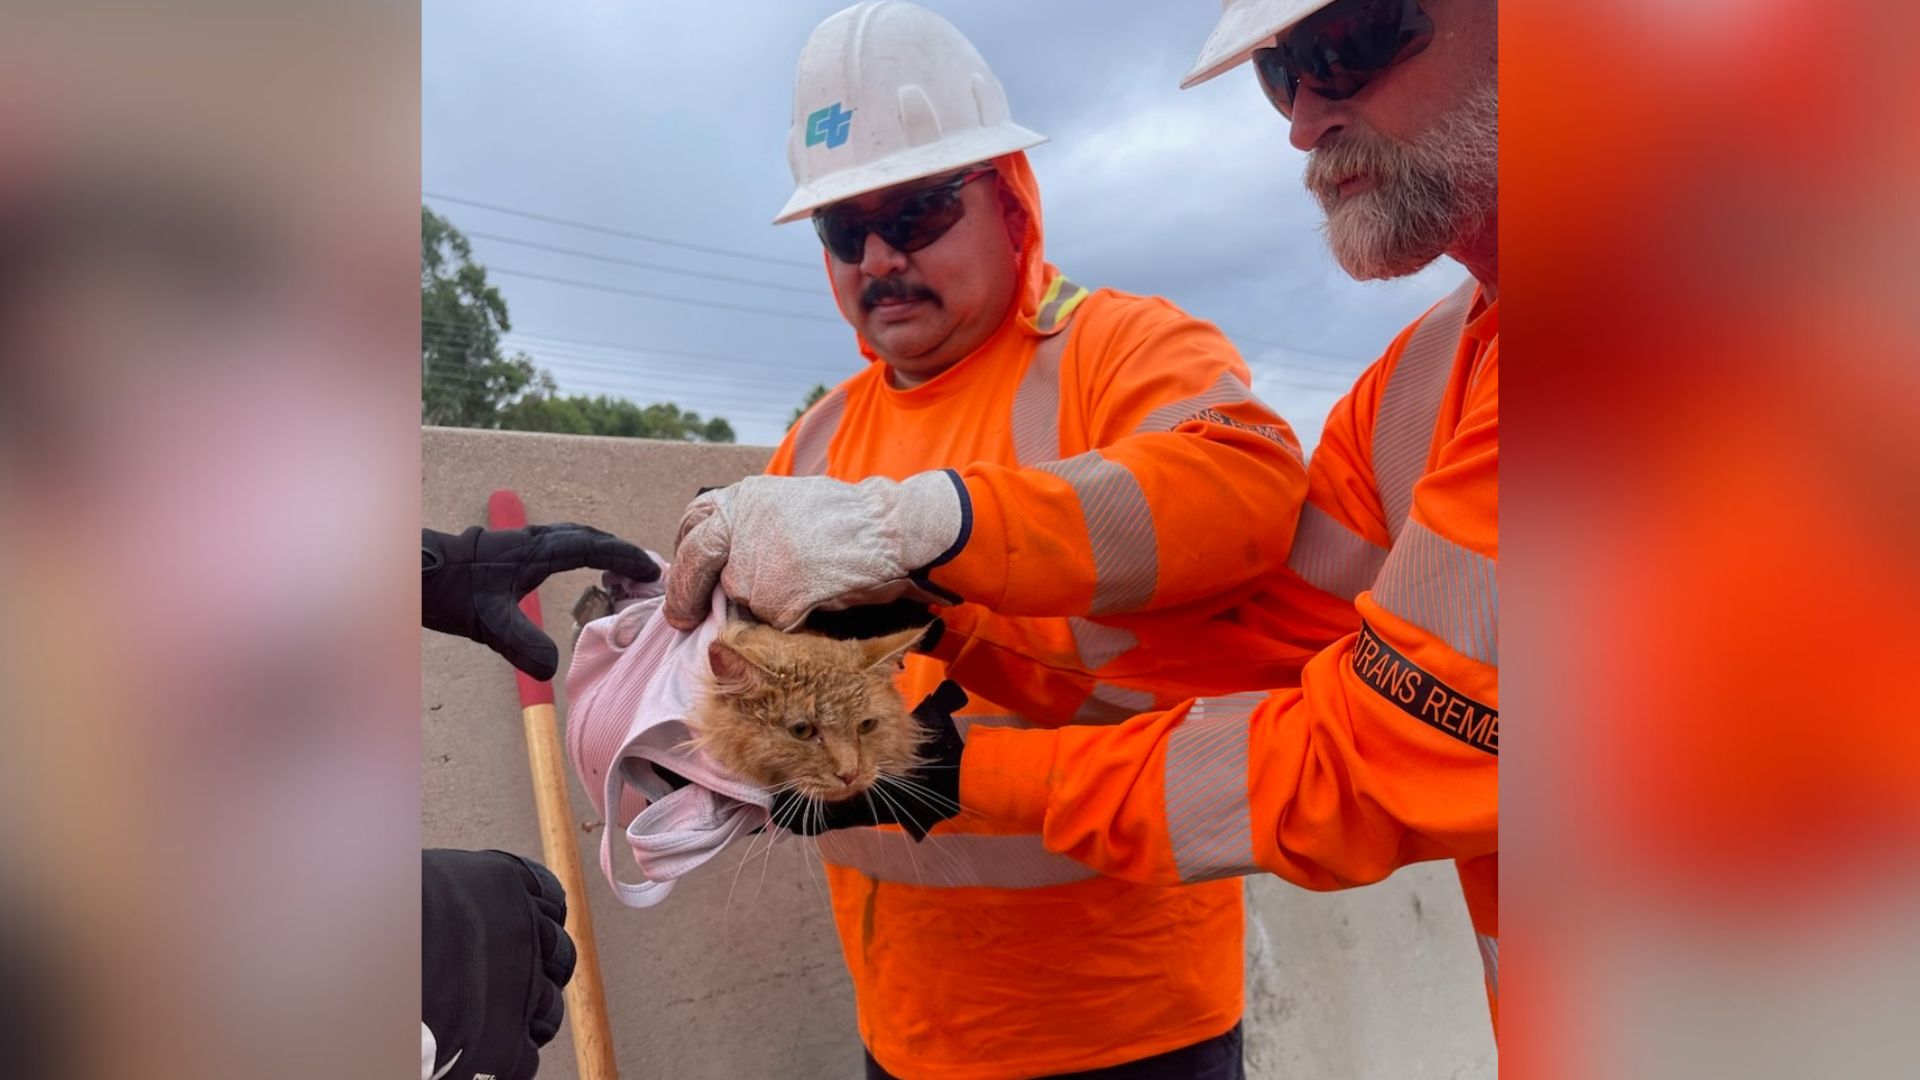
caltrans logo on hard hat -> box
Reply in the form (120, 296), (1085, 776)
(772, 0), (1047, 224)
(805, 102), (855, 149)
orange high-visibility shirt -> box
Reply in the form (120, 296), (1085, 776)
(961, 281), (1502, 1030)
(770, 151), (1313, 1079)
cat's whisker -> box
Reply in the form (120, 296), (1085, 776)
(756, 795), (808, 905)
(879, 774), (963, 816)
(865, 784), (928, 889)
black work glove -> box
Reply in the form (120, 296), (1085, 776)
(772, 680), (968, 842)
(422, 849), (576, 1080)
(422, 523), (661, 681)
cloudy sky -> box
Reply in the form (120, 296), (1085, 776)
(423, 0), (1465, 449)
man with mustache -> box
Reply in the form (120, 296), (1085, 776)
(663, 3), (1321, 1077)
(754, 0), (1505, 1038)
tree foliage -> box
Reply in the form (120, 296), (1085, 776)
(500, 394), (735, 442)
(421, 207), (543, 427)
(790, 383), (830, 429)
(421, 207), (733, 442)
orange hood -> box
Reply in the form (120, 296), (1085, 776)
(823, 150), (1068, 366)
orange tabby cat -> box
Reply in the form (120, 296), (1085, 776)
(689, 621), (926, 805)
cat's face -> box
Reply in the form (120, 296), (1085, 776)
(691, 623), (924, 803)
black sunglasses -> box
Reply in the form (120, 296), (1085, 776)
(1252, 0), (1434, 117)
(812, 168), (994, 264)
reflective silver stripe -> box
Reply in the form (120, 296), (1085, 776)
(788, 385), (848, 477)
(816, 829), (1095, 889)
(1370, 518), (1499, 667)
(1476, 933), (1500, 999)
(1373, 279), (1476, 540)
(951, 712), (1029, 739)
(1164, 692), (1265, 882)
(1133, 370), (1255, 434)
(1068, 616), (1137, 670)
(1034, 277), (1089, 333)
(1286, 503), (1391, 603)
(1074, 681), (1153, 725)
(1010, 327), (1069, 466)
(1038, 452), (1158, 615)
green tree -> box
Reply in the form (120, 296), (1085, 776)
(423, 206), (735, 441)
(499, 393), (735, 443)
(790, 383), (830, 428)
(420, 207), (542, 427)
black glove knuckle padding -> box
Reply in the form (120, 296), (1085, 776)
(422, 849), (578, 1080)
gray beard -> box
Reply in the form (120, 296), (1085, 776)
(1308, 82), (1500, 281)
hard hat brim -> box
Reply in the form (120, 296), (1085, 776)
(772, 122), (1048, 225)
(1179, 0), (1324, 90)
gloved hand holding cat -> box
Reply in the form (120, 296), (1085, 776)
(662, 470), (969, 633)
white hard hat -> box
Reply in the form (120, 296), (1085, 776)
(773, 0), (1047, 224)
(1181, 0), (1333, 90)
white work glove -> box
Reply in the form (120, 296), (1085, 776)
(663, 470), (968, 632)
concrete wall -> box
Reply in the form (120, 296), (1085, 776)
(422, 426), (1496, 1080)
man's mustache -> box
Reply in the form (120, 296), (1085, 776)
(861, 277), (940, 310)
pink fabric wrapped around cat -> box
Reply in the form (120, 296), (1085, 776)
(565, 569), (771, 909)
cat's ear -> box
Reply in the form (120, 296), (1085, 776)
(859, 627), (925, 672)
(708, 640), (763, 692)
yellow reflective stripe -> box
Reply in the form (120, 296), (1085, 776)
(816, 830), (1095, 889)
(1287, 503), (1390, 603)
(1038, 451), (1158, 615)
(1370, 518), (1499, 667)
(1033, 276), (1090, 333)
(1373, 279), (1475, 540)
(788, 385), (848, 477)
(1164, 692), (1265, 882)
(1074, 681), (1153, 725)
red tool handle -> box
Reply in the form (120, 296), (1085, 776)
(487, 489), (554, 708)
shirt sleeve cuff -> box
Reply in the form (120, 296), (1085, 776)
(926, 473), (1007, 609)
(960, 727), (1059, 831)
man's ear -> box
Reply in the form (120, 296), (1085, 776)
(860, 626), (925, 671)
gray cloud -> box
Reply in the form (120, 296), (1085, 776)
(424, 0), (1466, 448)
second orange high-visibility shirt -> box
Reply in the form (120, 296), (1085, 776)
(769, 150), (1314, 1079)
(950, 281), (1502, 1030)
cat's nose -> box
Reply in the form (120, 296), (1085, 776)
(837, 770), (859, 785)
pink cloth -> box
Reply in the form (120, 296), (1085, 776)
(565, 572), (771, 908)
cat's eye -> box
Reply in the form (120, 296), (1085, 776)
(857, 718), (879, 734)
(787, 721), (817, 740)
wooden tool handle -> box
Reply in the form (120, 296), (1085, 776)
(523, 702), (618, 1079)
(488, 489), (619, 1080)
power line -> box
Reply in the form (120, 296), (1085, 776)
(489, 266), (842, 324)
(462, 230), (826, 297)
(1228, 334), (1370, 371)
(422, 367), (801, 419)
(423, 319), (853, 386)
(425, 191), (819, 271)
(440, 319), (843, 369)
(424, 328), (833, 404)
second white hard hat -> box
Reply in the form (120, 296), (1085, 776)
(773, 0), (1047, 225)
(1181, 0), (1336, 90)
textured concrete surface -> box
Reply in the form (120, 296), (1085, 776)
(422, 426), (1496, 1079)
